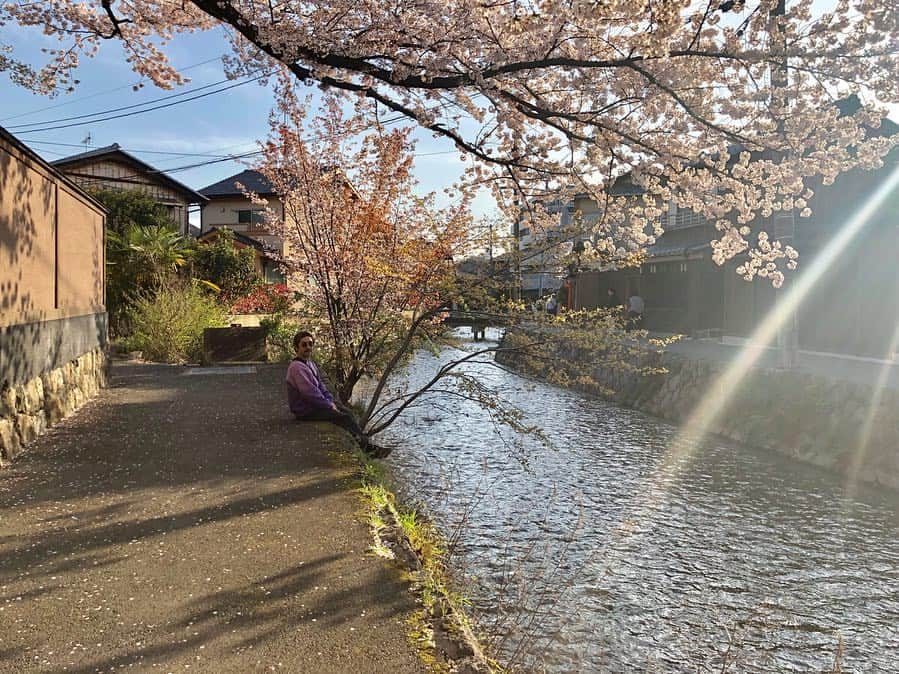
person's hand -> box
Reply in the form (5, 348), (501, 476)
(330, 402), (339, 412)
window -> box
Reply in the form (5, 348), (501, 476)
(665, 202), (711, 230)
(263, 261), (285, 283)
(237, 210), (264, 225)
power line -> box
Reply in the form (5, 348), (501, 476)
(108, 139), (461, 184)
(24, 139), (235, 159)
(0, 56), (225, 123)
(37, 99), (465, 184)
(146, 147), (462, 179)
(14, 74), (270, 135)
(117, 150), (265, 180)
(7, 73), (265, 130)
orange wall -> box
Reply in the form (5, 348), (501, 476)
(0, 135), (105, 329)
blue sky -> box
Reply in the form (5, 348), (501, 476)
(2, 7), (895, 228)
(0, 27), (488, 226)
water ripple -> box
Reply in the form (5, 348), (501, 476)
(380, 338), (899, 672)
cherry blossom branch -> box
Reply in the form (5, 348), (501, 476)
(99, 0), (132, 39)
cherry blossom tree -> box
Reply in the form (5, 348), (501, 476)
(253, 79), (675, 449)
(253, 79), (489, 436)
(3, 0), (898, 285)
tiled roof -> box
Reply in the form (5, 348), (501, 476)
(198, 169), (275, 198)
(51, 143), (208, 203)
(50, 143), (123, 164)
(196, 227), (279, 259)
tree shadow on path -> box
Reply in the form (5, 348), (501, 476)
(0, 363), (423, 673)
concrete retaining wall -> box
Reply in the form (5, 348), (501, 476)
(1, 312), (108, 386)
(498, 327), (899, 491)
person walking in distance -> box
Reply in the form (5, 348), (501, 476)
(545, 294), (558, 316)
(626, 292), (644, 330)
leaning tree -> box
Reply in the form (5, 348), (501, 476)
(3, 0), (898, 285)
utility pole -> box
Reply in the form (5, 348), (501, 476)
(488, 220), (494, 277)
(771, 0), (799, 368)
(512, 203), (522, 301)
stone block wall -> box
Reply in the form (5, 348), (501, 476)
(0, 347), (107, 464)
(498, 327), (899, 491)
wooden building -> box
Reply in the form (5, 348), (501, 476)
(52, 143), (208, 236)
(569, 114), (899, 359)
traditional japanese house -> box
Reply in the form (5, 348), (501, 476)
(51, 143), (207, 236)
(568, 101), (899, 358)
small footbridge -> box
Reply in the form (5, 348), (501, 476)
(443, 310), (516, 341)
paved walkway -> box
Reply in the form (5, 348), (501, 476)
(665, 337), (899, 390)
(0, 362), (427, 673)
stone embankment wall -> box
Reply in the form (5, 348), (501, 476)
(0, 348), (108, 464)
(498, 327), (899, 491)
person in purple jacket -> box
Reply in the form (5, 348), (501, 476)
(287, 331), (390, 457)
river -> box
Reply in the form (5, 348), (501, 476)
(377, 331), (899, 672)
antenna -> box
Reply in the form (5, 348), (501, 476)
(81, 131), (92, 148)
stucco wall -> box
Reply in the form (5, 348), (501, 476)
(1, 134), (105, 328)
(0, 130), (109, 463)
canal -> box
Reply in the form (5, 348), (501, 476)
(378, 332), (899, 672)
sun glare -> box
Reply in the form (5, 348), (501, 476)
(663, 162), (899, 478)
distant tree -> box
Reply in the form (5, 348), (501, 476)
(88, 187), (173, 236)
(86, 188), (190, 334)
(191, 229), (258, 302)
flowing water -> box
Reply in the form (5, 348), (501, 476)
(378, 332), (899, 672)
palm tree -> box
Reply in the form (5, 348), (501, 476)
(107, 224), (194, 334)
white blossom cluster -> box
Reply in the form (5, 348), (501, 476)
(3, 0), (897, 284)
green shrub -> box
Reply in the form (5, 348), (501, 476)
(190, 228), (258, 301)
(126, 282), (227, 363)
(260, 313), (301, 362)
(88, 187), (173, 236)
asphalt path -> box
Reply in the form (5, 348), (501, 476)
(0, 362), (427, 673)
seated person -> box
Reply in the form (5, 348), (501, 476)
(286, 331), (389, 457)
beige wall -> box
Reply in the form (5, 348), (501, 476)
(201, 196), (281, 226)
(201, 196), (285, 254)
(0, 135), (105, 329)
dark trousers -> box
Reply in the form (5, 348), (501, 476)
(626, 310), (643, 331)
(298, 405), (364, 442)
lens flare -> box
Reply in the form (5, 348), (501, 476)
(844, 320), (899, 498)
(664, 162), (899, 479)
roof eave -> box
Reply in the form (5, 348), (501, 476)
(54, 146), (209, 204)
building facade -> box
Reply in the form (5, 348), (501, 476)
(568, 138), (899, 359)
(52, 143), (208, 236)
(198, 169), (285, 253)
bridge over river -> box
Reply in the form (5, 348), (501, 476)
(378, 331), (899, 672)
(442, 311), (515, 341)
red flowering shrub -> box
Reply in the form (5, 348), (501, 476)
(230, 283), (292, 314)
